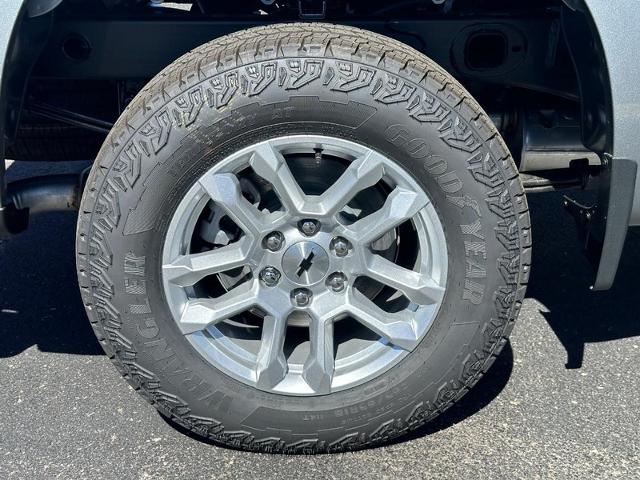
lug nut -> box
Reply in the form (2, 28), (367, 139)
(331, 237), (350, 257)
(264, 231), (284, 251)
(299, 219), (320, 236)
(327, 272), (347, 292)
(260, 266), (281, 287)
(292, 288), (312, 307)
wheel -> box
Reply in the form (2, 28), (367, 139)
(76, 23), (530, 453)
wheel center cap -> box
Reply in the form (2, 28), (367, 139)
(282, 241), (330, 285)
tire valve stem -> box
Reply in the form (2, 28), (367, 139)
(314, 148), (323, 163)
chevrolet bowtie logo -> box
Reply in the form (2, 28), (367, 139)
(296, 251), (315, 277)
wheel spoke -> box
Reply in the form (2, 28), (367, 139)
(313, 151), (385, 216)
(255, 314), (289, 389)
(365, 254), (445, 305)
(199, 172), (266, 236)
(302, 313), (335, 394)
(163, 237), (252, 287)
(178, 281), (258, 334)
(249, 142), (306, 216)
(346, 289), (419, 351)
(337, 187), (428, 245)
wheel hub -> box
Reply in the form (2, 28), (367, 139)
(281, 241), (330, 286)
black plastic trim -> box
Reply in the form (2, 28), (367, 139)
(591, 158), (637, 290)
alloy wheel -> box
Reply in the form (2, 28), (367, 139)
(162, 135), (448, 395)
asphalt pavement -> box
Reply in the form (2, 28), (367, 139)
(0, 161), (638, 479)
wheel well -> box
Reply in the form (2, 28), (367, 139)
(3, 0), (611, 176)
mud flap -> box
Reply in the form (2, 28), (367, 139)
(591, 158), (637, 289)
(567, 156), (637, 290)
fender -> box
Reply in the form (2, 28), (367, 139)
(569, 0), (640, 288)
(0, 0), (25, 207)
(583, 0), (640, 219)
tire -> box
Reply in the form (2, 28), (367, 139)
(76, 23), (531, 453)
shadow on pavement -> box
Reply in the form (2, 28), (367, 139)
(526, 191), (640, 369)
(0, 160), (101, 357)
(0, 210), (102, 357)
